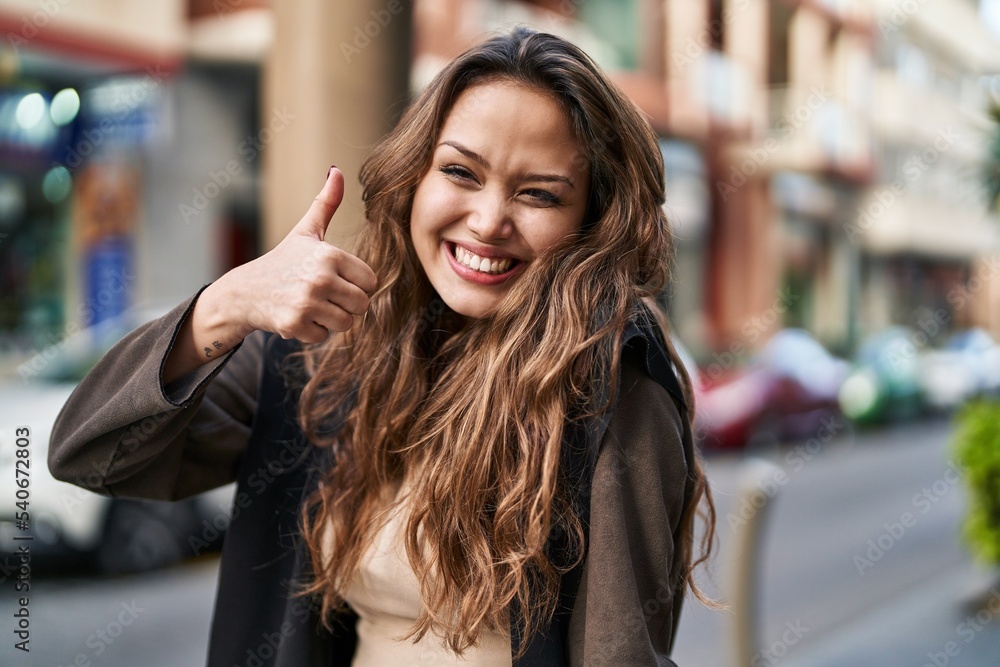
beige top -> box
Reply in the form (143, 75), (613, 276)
(324, 469), (512, 667)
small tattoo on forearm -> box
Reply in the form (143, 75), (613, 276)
(203, 341), (224, 357)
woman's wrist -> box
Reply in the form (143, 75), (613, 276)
(196, 272), (255, 347)
(161, 273), (253, 386)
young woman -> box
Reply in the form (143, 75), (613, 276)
(49, 27), (716, 666)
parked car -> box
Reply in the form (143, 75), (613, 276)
(697, 329), (849, 451)
(947, 328), (1000, 395)
(838, 326), (925, 424)
(918, 328), (1000, 410)
(0, 307), (232, 573)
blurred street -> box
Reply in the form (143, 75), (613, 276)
(2, 417), (996, 666)
(0, 556), (218, 666)
(674, 416), (1000, 666)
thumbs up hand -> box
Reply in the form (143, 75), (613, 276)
(237, 166), (378, 344)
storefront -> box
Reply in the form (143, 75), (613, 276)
(0, 47), (170, 358)
(0, 6), (266, 365)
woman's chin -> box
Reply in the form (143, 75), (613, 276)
(435, 289), (502, 321)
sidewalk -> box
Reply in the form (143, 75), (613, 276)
(781, 564), (1000, 667)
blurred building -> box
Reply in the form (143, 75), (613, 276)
(0, 0), (268, 358)
(680, 0), (876, 354)
(748, 0), (875, 353)
(0, 0), (411, 363)
(861, 0), (1000, 340)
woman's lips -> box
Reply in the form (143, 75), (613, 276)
(443, 241), (523, 285)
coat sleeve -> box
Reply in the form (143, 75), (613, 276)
(48, 283), (267, 501)
(566, 360), (693, 666)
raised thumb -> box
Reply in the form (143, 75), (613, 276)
(293, 165), (345, 240)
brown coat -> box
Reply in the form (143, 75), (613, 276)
(48, 284), (694, 666)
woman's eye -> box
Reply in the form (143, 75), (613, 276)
(439, 165), (476, 181)
(522, 189), (562, 206)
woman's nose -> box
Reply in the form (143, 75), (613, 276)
(465, 194), (513, 241)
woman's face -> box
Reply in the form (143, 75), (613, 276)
(409, 81), (590, 319)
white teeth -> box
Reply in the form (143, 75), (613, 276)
(451, 244), (515, 275)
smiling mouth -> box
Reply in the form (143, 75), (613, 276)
(448, 242), (522, 275)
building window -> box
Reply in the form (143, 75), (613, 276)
(768, 0), (793, 87)
(896, 39), (930, 88)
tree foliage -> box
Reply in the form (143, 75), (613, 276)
(952, 399), (1000, 564)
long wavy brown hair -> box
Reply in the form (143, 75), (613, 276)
(290, 27), (717, 657)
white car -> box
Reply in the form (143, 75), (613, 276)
(0, 307), (234, 574)
(918, 328), (1000, 411)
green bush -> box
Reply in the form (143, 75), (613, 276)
(952, 400), (1000, 564)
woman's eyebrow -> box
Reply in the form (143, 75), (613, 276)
(439, 140), (575, 189)
(439, 140), (491, 169)
(519, 172), (575, 189)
